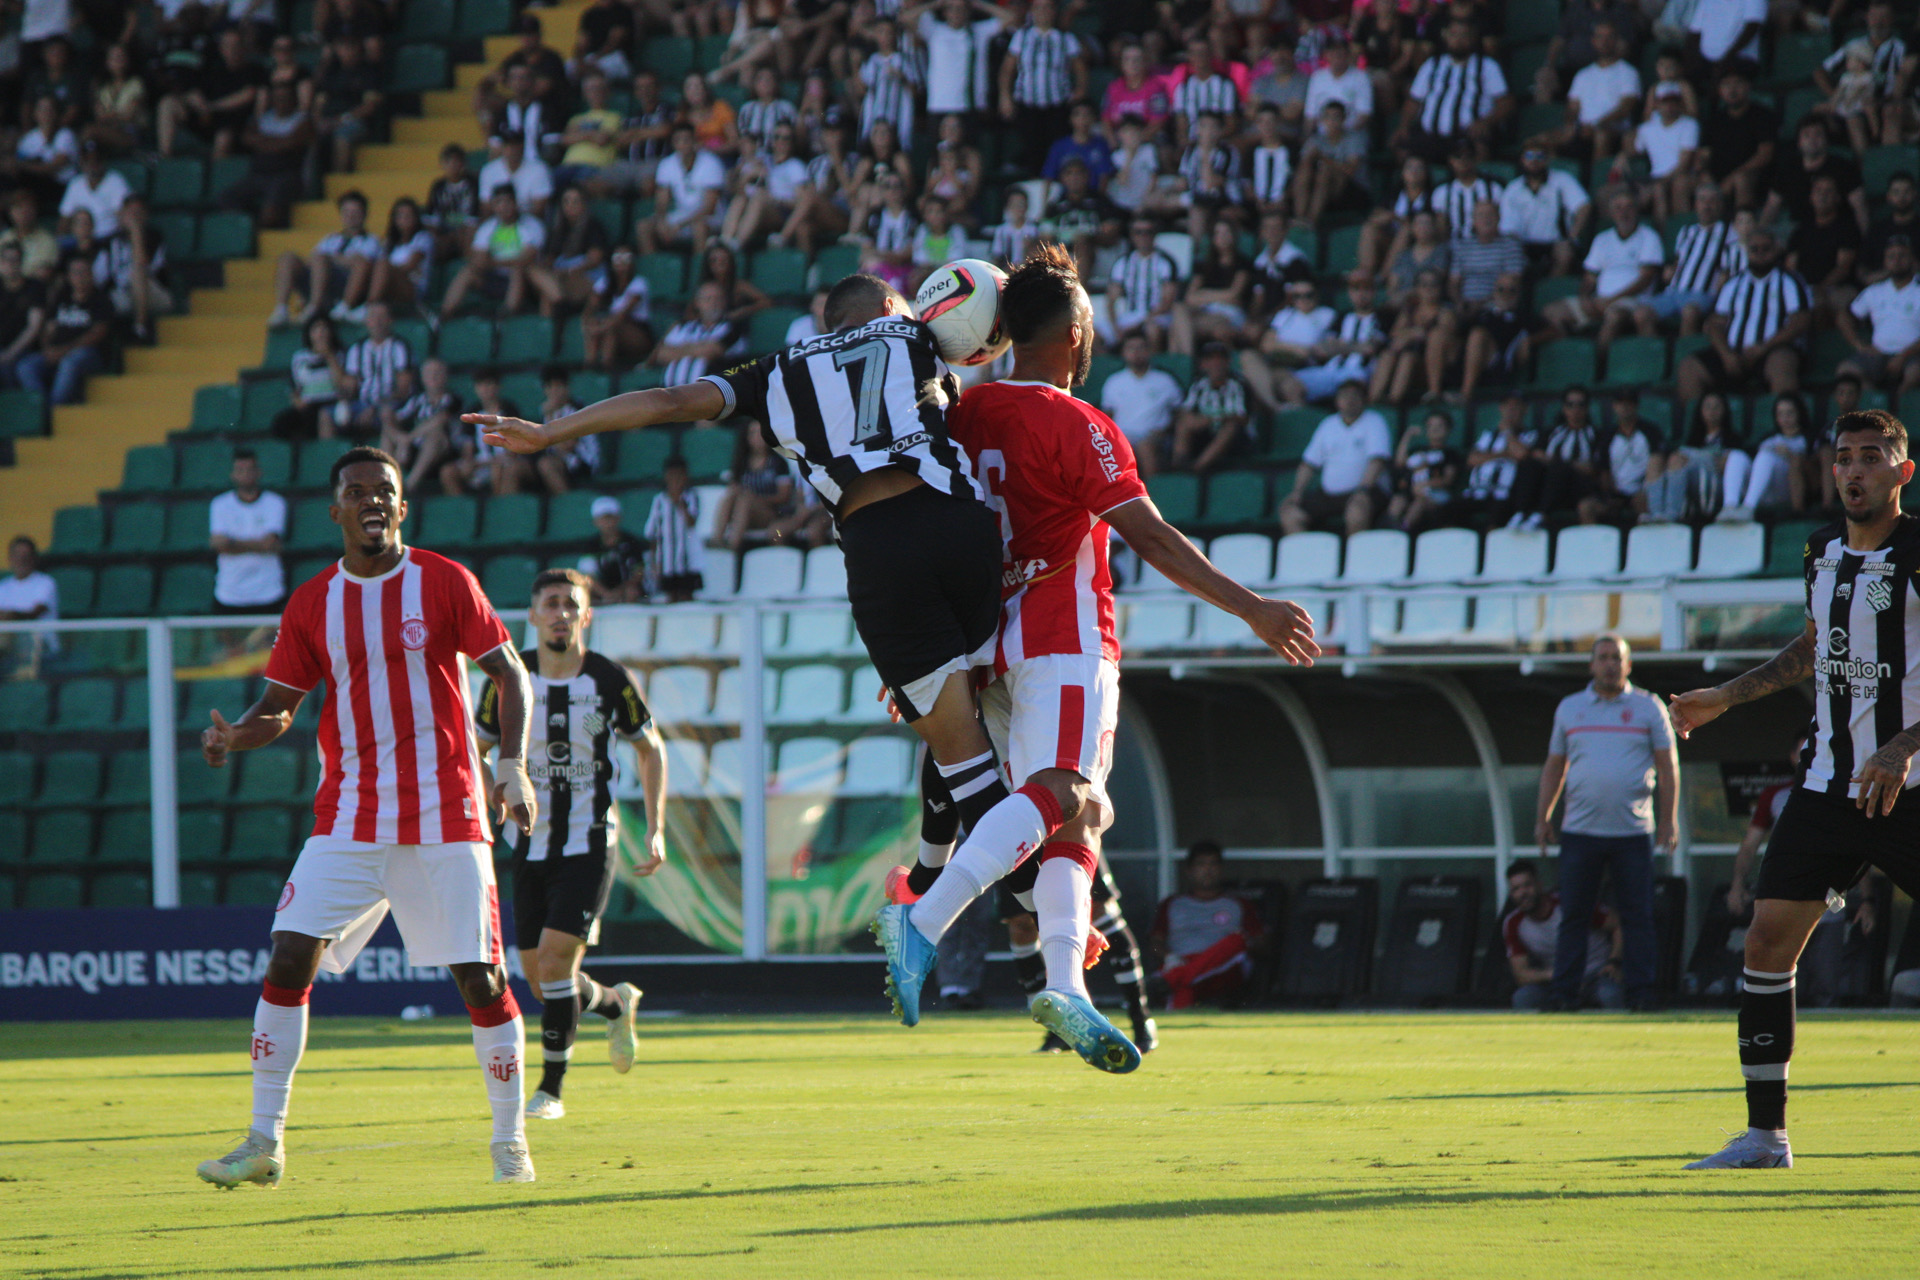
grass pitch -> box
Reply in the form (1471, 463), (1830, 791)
(5, 1010), (1920, 1279)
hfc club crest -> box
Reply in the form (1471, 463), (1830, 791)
(1864, 578), (1893, 613)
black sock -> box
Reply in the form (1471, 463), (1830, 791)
(935, 749), (1010, 836)
(909, 749), (962, 896)
(537, 978), (579, 1098)
(1739, 966), (1796, 1132)
(1012, 945), (1047, 997)
(1096, 906), (1151, 1026)
(577, 972), (625, 1021)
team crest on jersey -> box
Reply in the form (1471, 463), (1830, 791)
(1865, 577), (1893, 613)
(581, 709), (607, 738)
(400, 618), (429, 650)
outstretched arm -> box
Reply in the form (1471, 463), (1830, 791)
(202, 681), (307, 765)
(1668, 621), (1816, 739)
(1103, 497), (1319, 666)
(467, 380), (728, 455)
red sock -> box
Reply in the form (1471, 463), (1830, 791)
(467, 988), (521, 1028)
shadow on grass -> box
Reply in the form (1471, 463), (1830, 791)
(1392, 1080), (1918, 1102)
(22, 1251), (483, 1280)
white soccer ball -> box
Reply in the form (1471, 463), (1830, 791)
(914, 258), (1010, 367)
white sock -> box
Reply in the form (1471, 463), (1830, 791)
(250, 996), (307, 1145)
(908, 788), (1055, 943)
(1034, 858), (1092, 998)
(472, 1015), (527, 1144)
(917, 839), (954, 868)
(1749, 1127), (1789, 1147)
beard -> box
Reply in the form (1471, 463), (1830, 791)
(1071, 322), (1095, 386)
(543, 636), (570, 653)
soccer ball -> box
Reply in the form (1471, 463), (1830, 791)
(914, 258), (1010, 367)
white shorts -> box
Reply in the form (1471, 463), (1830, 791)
(275, 835), (505, 973)
(979, 653), (1121, 818)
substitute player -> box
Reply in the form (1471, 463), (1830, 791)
(476, 568), (666, 1121)
(195, 446), (541, 1188)
(1669, 408), (1920, 1170)
(874, 244), (1320, 1071)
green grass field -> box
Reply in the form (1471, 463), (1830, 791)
(6, 1010), (1920, 1279)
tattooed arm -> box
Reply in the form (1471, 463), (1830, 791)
(1667, 621), (1817, 740)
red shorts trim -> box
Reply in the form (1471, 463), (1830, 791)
(1054, 684), (1087, 771)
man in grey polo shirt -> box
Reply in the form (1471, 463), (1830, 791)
(1535, 633), (1678, 1010)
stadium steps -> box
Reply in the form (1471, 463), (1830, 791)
(0, 2), (585, 547)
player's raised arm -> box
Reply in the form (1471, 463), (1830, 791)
(202, 682), (305, 766)
(476, 643), (537, 834)
(466, 380), (729, 455)
(1102, 496), (1320, 667)
(1667, 619), (1817, 739)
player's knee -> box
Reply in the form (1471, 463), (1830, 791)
(265, 931), (324, 988)
(451, 963), (508, 1007)
(1027, 768), (1088, 826)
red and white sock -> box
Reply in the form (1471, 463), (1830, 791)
(1034, 857), (1093, 999)
(468, 990), (526, 1145)
(251, 982), (309, 1144)
(909, 783), (1063, 943)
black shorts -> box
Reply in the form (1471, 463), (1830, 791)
(1755, 784), (1920, 902)
(511, 851), (618, 951)
(656, 571), (704, 596)
(995, 854), (1121, 917)
(838, 483), (1002, 723)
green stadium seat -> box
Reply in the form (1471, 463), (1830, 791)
(178, 678), (250, 731)
(107, 158), (150, 198)
(180, 871), (221, 906)
(29, 809), (93, 863)
(587, 199), (628, 247)
(34, 750), (101, 807)
(179, 439), (235, 490)
(0, 812), (24, 866)
(242, 378), (293, 433)
(556, 314), (589, 364)
(617, 487), (661, 532)
(636, 252), (688, 300)
(105, 749), (149, 803)
(482, 554), (540, 603)
(545, 490), (598, 544)
(1152, 353), (1194, 384)
(1268, 406), (1325, 461)
(51, 505), (105, 556)
(418, 494), (479, 544)
(51, 678), (117, 731)
(61, 628), (141, 675)
(1769, 32), (1830, 86)
(616, 429), (675, 480)
(288, 556), (334, 587)
(156, 563), (216, 616)
(23, 872), (84, 908)
(640, 34), (696, 79)
(178, 748), (231, 806)
(235, 750), (305, 804)
(0, 681), (51, 732)
(164, 504), (211, 552)
(399, 0), (455, 40)
(224, 870), (287, 905)
(206, 155), (251, 202)
(152, 156), (205, 208)
(196, 211), (254, 261)
(251, 439), (294, 488)
(95, 564), (155, 615)
(190, 383), (242, 435)
(454, 0), (513, 39)
(1533, 275), (1582, 308)
(1324, 224), (1364, 274)
(680, 428), (733, 480)
(96, 809), (151, 864)
(1862, 146), (1908, 198)
(497, 315), (555, 364)
(260, 327), (303, 370)
(572, 370), (611, 404)
(749, 307), (804, 353)
(749, 249), (809, 297)
(389, 42), (449, 93)
(620, 365), (666, 393)
(1602, 335), (1668, 387)
(477, 493), (542, 547)
(436, 316), (494, 365)
(1674, 332), (1711, 369)
(0, 388), (48, 437)
(1534, 340), (1597, 391)
(1202, 471), (1268, 526)
(694, 33), (731, 71)
(0, 750), (34, 806)
(47, 565), (94, 617)
(228, 806), (296, 859)
(288, 499), (341, 550)
(1765, 519), (1825, 577)
(109, 501), (166, 553)
(120, 445), (176, 493)
(810, 243), (860, 289)
(1146, 474), (1201, 525)
(153, 210), (198, 262)
(180, 807), (226, 857)
(296, 439), (353, 490)
(498, 370), (543, 413)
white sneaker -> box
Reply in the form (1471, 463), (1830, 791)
(1717, 505), (1754, 523)
(524, 1090), (565, 1120)
(608, 982), (644, 1074)
(197, 1129), (284, 1189)
(491, 1138), (536, 1183)
(268, 304), (290, 327)
(1684, 1129), (1791, 1169)
(329, 301), (353, 321)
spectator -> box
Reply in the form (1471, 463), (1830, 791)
(472, 14), (569, 136)
(98, 195), (170, 344)
(695, 243), (771, 328)
(735, 66), (799, 150)
(1173, 111), (1242, 240)
(554, 70), (622, 190)
(1861, 173), (1917, 288)
(441, 185), (560, 319)
(1359, 156), (1439, 283)
(381, 356), (462, 493)
(1638, 47), (1699, 120)
(1166, 341), (1251, 475)
(710, 427), (792, 551)
(1170, 217), (1250, 357)
(916, 0), (1013, 121)
(1387, 409), (1463, 532)
(652, 281), (741, 389)
(1762, 115), (1868, 234)
(677, 71), (740, 158)
(1823, 37), (1884, 154)
(86, 44), (148, 157)
(333, 301), (412, 437)
(1534, 0), (1644, 104)
(1721, 391), (1813, 517)
(925, 114), (984, 226)
(270, 189), (377, 328)
(1394, 17), (1512, 163)
(1098, 218), (1179, 351)
(1457, 393), (1544, 526)
(156, 25), (261, 160)
(313, 30), (383, 175)
(1533, 20), (1640, 163)
(721, 124), (809, 253)
(273, 315), (349, 440)
(1105, 114), (1161, 218)
(638, 122), (725, 257)
(545, 186), (610, 313)
(0, 242), (47, 388)
(1456, 271), (1534, 406)
(1043, 156), (1120, 280)
(1676, 228), (1812, 401)
(424, 142), (482, 261)
(1146, 842), (1265, 1010)
(441, 367), (532, 495)
(773, 1), (846, 79)
(1102, 43), (1171, 144)
(1385, 207), (1451, 309)
(1499, 147), (1591, 276)
(1506, 385), (1604, 530)
(533, 364), (599, 494)
(1684, 0), (1764, 82)
(1615, 82), (1700, 225)
(1501, 859), (1626, 1011)
(1245, 275), (1336, 408)
(1042, 101), (1113, 186)
(571, 0), (635, 83)
(1291, 272), (1389, 408)
(1631, 181), (1741, 339)
(592, 70), (674, 202)
(20, 36), (83, 131)
(584, 247), (654, 370)
(1643, 390), (1744, 522)
(14, 95), (79, 211)
(785, 288), (827, 346)
(577, 494), (648, 604)
(1244, 104), (1293, 219)
(1373, 266), (1455, 405)
(1281, 379), (1392, 537)
(645, 456), (703, 603)
(1247, 209), (1314, 324)
(17, 254), (109, 404)
(1291, 99), (1368, 228)
(478, 132), (554, 221)
(854, 16), (921, 147)
(1451, 197), (1531, 315)
(1787, 173), (1863, 318)
(1305, 35), (1373, 133)
(1098, 332), (1184, 475)
(1433, 143), (1501, 244)
(1169, 35), (1243, 148)
(1535, 634), (1676, 1012)
(1813, 1), (1912, 149)
(0, 535), (59, 677)
(997, 0), (1086, 176)
(1541, 189), (1664, 356)
(219, 77), (316, 232)
(1696, 66), (1776, 211)
(1592, 388), (1661, 521)
(57, 140), (129, 239)
(367, 197), (434, 311)
(1838, 237), (1920, 397)
(208, 448), (287, 615)
(907, 197), (975, 293)
(1248, 26), (1310, 146)
(1, 192), (60, 282)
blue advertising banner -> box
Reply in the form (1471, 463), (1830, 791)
(0, 905), (530, 1022)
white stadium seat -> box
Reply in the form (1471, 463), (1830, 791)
(650, 610), (717, 657)
(1152, 230), (1193, 278)
(1134, 560), (1177, 593)
(773, 736), (843, 793)
(1615, 590), (1664, 643)
(1411, 527), (1480, 581)
(1195, 605), (1259, 648)
(836, 666), (893, 724)
(706, 737), (746, 797)
(1550, 525), (1621, 579)
(1274, 531), (1341, 585)
(802, 545), (847, 599)
(707, 666), (743, 723)
(690, 484), (728, 544)
(1341, 529), (1410, 583)
(1542, 591), (1612, 643)
(714, 612), (743, 656)
(778, 608), (858, 656)
(698, 549), (739, 599)
(1122, 601), (1192, 648)
(738, 546), (805, 599)
(1685, 522), (1765, 578)
(663, 739), (707, 796)
(646, 666), (712, 723)
(1465, 594), (1521, 645)
(1477, 529), (1548, 581)
(1392, 593), (1471, 644)
(1208, 533), (1274, 586)
(771, 664), (844, 723)
(1619, 523), (1693, 578)
(840, 736), (914, 796)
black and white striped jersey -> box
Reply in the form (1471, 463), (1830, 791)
(1394, 187), (1436, 219)
(1248, 145), (1292, 204)
(737, 97), (799, 147)
(1800, 518), (1920, 798)
(1410, 53), (1508, 135)
(660, 318), (741, 387)
(1712, 265), (1812, 348)
(1435, 176), (1500, 240)
(987, 219), (1039, 265)
(1178, 142), (1242, 200)
(644, 489), (700, 578)
(1327, 308), (1385, 350)
(858, 50), (920, 143)
(493, 98), (550, 155)
(343, 335), (412, 403)
(1110, 247), (1180, 314)
(1172, 73), (1240, 125)
(1669, 218), (1742, 294)
(1007, 25), (1079, 106)
(475, 650), (652, 862)
(1822, 34), (1908, 89)
(701, 316), (983, 518)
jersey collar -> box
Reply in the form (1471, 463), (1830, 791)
(338, 547), (410, 585)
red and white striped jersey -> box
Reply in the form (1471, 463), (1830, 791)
(948, 380), (1148, 671)
(265, 548), (512, 845)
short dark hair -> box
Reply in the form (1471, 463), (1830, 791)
(1833, 408), (1909, 460)
(330, 445), (402, 495)
(232, 447), (258, 463)
(662, 454), (688, 471)
(474, 365), (501, 383)
(1507, 859), (1538, 881)
(1185, 840), (1224, 864)
(1889, 171), (1915, 188)
(531, 567), (592, 599)
(1001, 242), (1082, 345)
(823, 272), (904, 332)
(338, 189), (367, 210)
(440, 141), (467, 161)
(540, 362), (569, 385)
(9, 534), (36, 556)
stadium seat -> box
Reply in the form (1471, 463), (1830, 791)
(1121, 601), (1192, 648)
(180, 871), (221, 906)
(29, 809), (93, 863)
(1478, 528), (1549, 581)
(1533, 340), (1597, 391)
(1146, 474), (1200, 525)
(1685, 522), (1765, 578)
(1618, 524), (1693, 579)
(1464, 593), (1523, 645)
(152, 156), (205, 208)
(0, 681), (51, 732)
(180, 807), (226, 857)
(1194, 605), (1260, 649)
(229, 807), (297, 859)
(1341, 529), (1410, 583)
(236, 750), (304, 804)
(288, 500), (342, 551)
(810, 243), (860, 289)
(749, 307), (803, 353)
(51, 505), (105, 556)
(0, 813), (24, 866)
(34, 750), (102, 807)
(1764, 519), (1825, 576)
(1207, 533), (1274, 586)
(1615, 589), (1663, 643)
(698, 549), (740, 598)
(162, 504), (211, 555)
(436, 317), (494, 365)
(476, 493), (542, 547)
(837, 667), (891, 724)
(615, 428), (676, 480)
(418, 494), (478, 545)
(1542, 591), (1613, 644)
(773, 736), (842, 793)
(195, 211), (254, 260)
(190, 385), (242, 434)
(640, 34), (696, 79)
(636, 251), (689, 301)
(23, 872), (84, 908)
(690, 484), (728, 542)
(97, 564), (156, 615)
(0, 387), (46, 438)
(1551, 526), (1622, 579)
(1274, 531), (1341, 585)
(497, 315), (555, 364)
(454, 0), (513, 38)
(651, 611), (716, 657)
(1862, 145), (1907, 199)
(749, 248), (809, 297)
(738, 546), (805, 599)
(0, 751), (35, 806)
(1392, 593), (1471, 644)
(647, 666), (713, 722)
(224, 870), (287, 906)
(242, 379), (294, 434)
(1202, 471), (1267, 526)
(108, 501), (166, 554)
(1411, 527), (1480, 580)
(704, 737), (746, 797)
(51, 678), (118, 732)
(105, 749), (149, 803)
(95, 808), (151, 863)
(1602, 335), (1668, 387)
(390, 42), (449, 93)
(771, 664), (844, 724)
(840, 736), (913, 797)
(777, 607), (856, 655)
(179, 440), (234, 491)
(662, 738), (708, 797)
(47, 565), (94, 618)
(680, 429), (734, 481)
(176, 748), (230, 805)
(483, 556), (539, 604)
(703, 666), (742, 723)
(801, 545), (846, 599)
(156, 564), (216, 615)
(119, 445), (174, 494)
